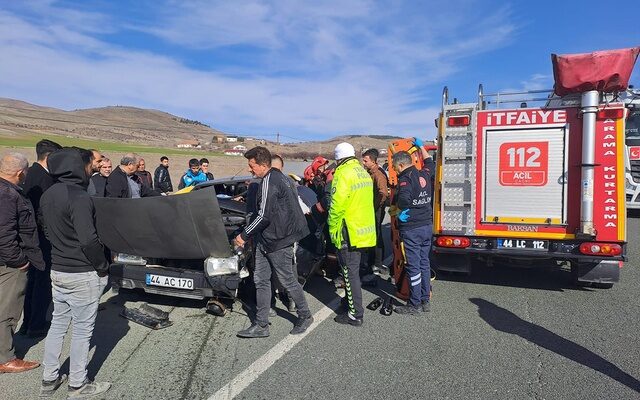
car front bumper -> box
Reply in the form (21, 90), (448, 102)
(110, 263), (241, 300)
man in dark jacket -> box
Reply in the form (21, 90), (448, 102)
(106, 154), (158, 198)
(390, 138), (434, 315)
(0, 152), (45, 374)
(87, 157), (112, 197)
(153, 156), (173, 194)
(199, 158), (215, 180)
(135, 158), (153, 190)
(233, 147), (313, 338)
(20, 139), (61, 339)
(40, 147), (111, 397)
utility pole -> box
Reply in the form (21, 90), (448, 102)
(276, 132), (280, 146)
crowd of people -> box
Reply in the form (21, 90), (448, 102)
(0, 137), (434, 397)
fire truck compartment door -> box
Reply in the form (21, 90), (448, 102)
(482, 126), (568, 224)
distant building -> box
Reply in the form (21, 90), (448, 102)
(224, 150), (244, 156)
(226, 136), (238, 142)
(177, 139), (202, 149)
(232, 144), (247, 151)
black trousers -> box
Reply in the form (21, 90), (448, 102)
(22, 265), (52, 332)
(338, 248), (364, 319)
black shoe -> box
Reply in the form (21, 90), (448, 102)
(380, 297), (393, 316)
(334, 313), (363, 327)
(395, 304), (422, 315)
(237, 323), (270, 338)
(421, 301), (431, 313)
(286, 301), (296, 313)
(366, 297), (383, 311)
(40, 374), (67, 397)
(290, 316), (314, 335)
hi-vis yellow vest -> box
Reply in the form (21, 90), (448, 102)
(328, 158), (376, 249)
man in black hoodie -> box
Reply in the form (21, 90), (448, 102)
(39, 147), (111, 398)
(20, 139), (61, 338)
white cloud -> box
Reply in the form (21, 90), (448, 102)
(0, 1), (518, 139)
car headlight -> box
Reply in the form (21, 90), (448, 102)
(205, 255), (239, 277)
(113, 253), (147, 265)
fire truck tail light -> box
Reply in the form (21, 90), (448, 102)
(579, 242), (622, 256)
(447, 115), (470, 127)
(436, 236), (470, 248)
(597, 108), (624, 120)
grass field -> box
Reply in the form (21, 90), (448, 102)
(0, 133), (222, 156)
(0, 133), (248, 188)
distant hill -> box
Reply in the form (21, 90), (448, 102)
(0, 98), (225, 147)
(0, 98), (408, 157)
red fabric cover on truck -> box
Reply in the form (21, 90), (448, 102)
(552, 47), (639, 96)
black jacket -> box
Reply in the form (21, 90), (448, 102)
(0, 177), (45, 270)
(22, 162), (55, 264)
(40, 148), (108, 274)
(153, 165), (173, 193)
(105, 166), (159, 198)
(135, 170), (153, 189)
(241, 168), (309, 253)
(394, 157), (435, 231)
(87, 173), (107, 197)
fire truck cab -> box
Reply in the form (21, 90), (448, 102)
(430, 48), (638, 288)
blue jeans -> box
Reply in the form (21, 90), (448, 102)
(400, 225), (432, 306)
(42, 271), (107, 387)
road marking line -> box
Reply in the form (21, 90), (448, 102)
(208, 299), (339, 400)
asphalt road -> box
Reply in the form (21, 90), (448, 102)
(2, 216), (639, 400)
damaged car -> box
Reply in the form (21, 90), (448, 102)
(93, 177), (325, 316)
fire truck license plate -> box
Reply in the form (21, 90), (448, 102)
(497, 239), (548, 250)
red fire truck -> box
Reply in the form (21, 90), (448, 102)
(426, 48), (638, 288)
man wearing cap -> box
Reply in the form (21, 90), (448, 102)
(328, 142), (376, 326)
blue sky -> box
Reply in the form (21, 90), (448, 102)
(0, 0), (638, 141)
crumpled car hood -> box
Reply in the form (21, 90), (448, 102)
(93, 187), (233, 259)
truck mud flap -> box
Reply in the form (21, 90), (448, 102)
(573, 260), (620, 285)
